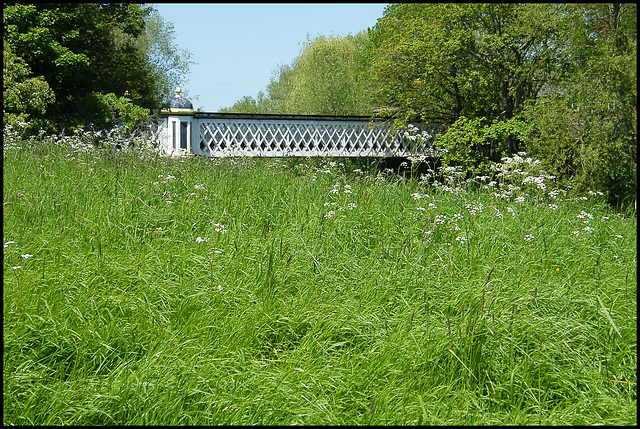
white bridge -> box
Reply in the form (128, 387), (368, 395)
(158, 88), (437, 158)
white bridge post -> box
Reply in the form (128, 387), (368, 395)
(160, 86), (194, 156)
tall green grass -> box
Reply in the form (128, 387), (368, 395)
(3, 134), (636, 425)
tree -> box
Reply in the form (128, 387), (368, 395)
(222, 33), (374, 116)
(3, 3), (192, 132)
(283, 33), (374, 115)
(368, 3), (565, 126)
(367, 3), (636, 205)
(135, 8), (194, 106)
(522, 3), (636, 204)
(3, 42), (55, 135)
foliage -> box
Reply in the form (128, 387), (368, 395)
(79, 92), (151, 131)
(521, 3), (637, 206)
(134, 8), (194, 104)
(282, 33), (374, 115)
(2, 3), (192, 133)
(433, 116), (531, 175)
(368, 3), (562, 125)
(222, 33), (374, 116)
(366, 2), (636, 204)
(3, 42), (55, 136)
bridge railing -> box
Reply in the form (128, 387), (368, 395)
(158, 104), (438, 158)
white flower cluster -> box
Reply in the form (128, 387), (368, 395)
(153, 174), (177, 186)
(522, 175), (548, 190)
(465, 202), (484, 215)
(411, 192), (429, 200)
(211, 222), (227, 234)
(4, 241), (34, 270)
(324, 182), (357, 218)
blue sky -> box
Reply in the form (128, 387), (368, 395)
(152, 3), (389, 112)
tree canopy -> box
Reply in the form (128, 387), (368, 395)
(221, 32), (375, 116)
(367, 3), (636, 203)
(3, 3), (192, 132)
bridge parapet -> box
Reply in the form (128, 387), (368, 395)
(158, 88), (438, 158)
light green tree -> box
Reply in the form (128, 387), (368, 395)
(283, 33), (374, 115)
(223, 33), (374, 116)
(135, 8), (194, 105)
(3, 43), (55, 135)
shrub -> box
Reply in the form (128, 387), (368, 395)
(3, 43), (55, 136)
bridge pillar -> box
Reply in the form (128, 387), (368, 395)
(160, 86), (194, 156)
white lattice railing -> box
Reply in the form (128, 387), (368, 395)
(160, 112), (437, 158)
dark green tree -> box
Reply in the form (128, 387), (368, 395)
(522, 3), (636, 204)
(367, 3), (636, 203)
(3, 3), (192, 131)
(368, 4), (564, 124)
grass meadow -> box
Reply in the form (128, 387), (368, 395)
(3, 132), (637, 425)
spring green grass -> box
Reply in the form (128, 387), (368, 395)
(3, 135), (636, 425)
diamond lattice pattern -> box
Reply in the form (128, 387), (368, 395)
(194, 118), (425, 157)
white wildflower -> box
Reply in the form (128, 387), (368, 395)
(524, 234), (535, 242)
(435, 215), (447, 224)
(21, 254), (33, 259)
(211, 222), (227, 233)
(196, 236), (210, 243)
